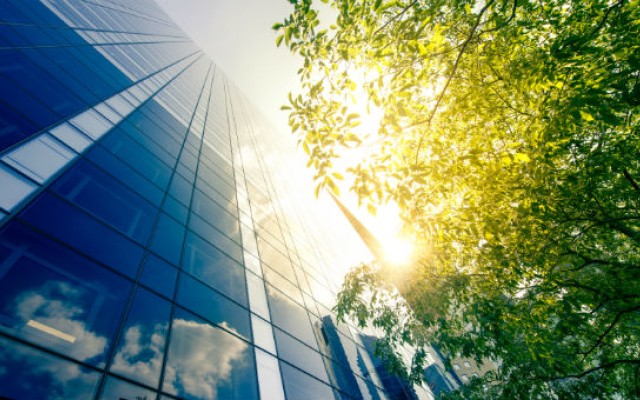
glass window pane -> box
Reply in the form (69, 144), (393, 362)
(150, 213), (185, 266)
(85, 145), (165, 206)
(176, 274), (251, 340)
(95, 103), (121, 124)
(110, 288), (171, 388)
(246, 272), (269, 320)
(49, 123), (92, 152)
(0, 223), (131, 367)
(0, 335), (101, 399)
(280, 362), (336, 400)
(252, 314), (276, 354)
(267, 285), (318, 349)
(100, 376), (157, 400)
(255, 349), (286, 400)
(0, 163), (37, 212)
(70, 108), (114, 140)
(183, 232), (247, 306)
(2, 134), (75, 184)
(274, 329), (329, 383)
(189, 214), (242, 262)
(19, 192), (144, 277)
(105, 94), (135, 117)
(140, 254), (178, 299)
(163, 308), (259, 400)
(52, 160), (157, 243)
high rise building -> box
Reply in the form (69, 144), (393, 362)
(0, 1), (406, 399)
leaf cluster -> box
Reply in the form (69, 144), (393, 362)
(277, 0), (640, 398)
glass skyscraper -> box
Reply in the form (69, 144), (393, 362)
(0, 1), (403, 399)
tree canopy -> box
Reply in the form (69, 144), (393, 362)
(275, 0), (640, 398)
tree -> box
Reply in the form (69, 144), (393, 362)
(275, 0), (640, 398)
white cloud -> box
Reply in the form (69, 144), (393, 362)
(164, 319), (250, 399)
(110, 323), (166, 387)
(12, 281), (107, 362)
(0, 338), (99, 399)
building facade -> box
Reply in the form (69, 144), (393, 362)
(0, 1), (404, 399)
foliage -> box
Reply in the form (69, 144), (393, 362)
(276, 0), (640, 398)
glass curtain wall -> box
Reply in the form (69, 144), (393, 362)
(0, 1), (400, 399)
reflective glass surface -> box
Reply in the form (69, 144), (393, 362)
(0, 0), (394, 397)
(0, 223), (131, 367)
(176, 273), (251, 340)
(280, 362), (337, 400)
(110, 288), (171, 388)
(0, 335), (101, 400)
(163, 308), (259, 400)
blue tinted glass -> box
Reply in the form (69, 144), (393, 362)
(191, 190), (240, 241)
(163, 195), (189, 225)
(100, 376), (157, 400)
(267, 285), (318, 349)
(168, 172), (193, 206)
(0, 49), (82, 116)
(0, 222), (132, 367)
(140, 254), (178, 299)
(0, 73), (58, 132)
(52, 159), (158, 244)
(59, 46), (130, 99)
(118, 120), (177, 167)
(176, 274), (251, 340)
(110, 288), (171, 388)
(20, 47), (101, 104)
(189, 214), (242, 262)
(86, 146), (165, 206)
(183, 232), (248, 306)
(280, 362), (337, 400)
(0, 335), (101, 399)
(163, 308), (259, 400)
(150, 213), (185, 266)
(126, 112), (181, 156)
(0, 99), (38, 151)
(19, 192), (144, 277)
(274, 329), (330, 383)
(98, 126), (172, 190)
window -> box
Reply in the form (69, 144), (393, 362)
(139, 254), (178, 299)
(176, 274), (251, 340)
(52, 159), (157, 243)
(280, 362), (334, 400)
(0, 335), (100, 399)
(109, 288), (171, 388)
(274, 328), (329, 383)
(0, 163), (37, 212)
(183, 232), (247, 306)
(19, 193), (144, 277)
(150, 213), (185, 266)
(267, 285), (317, 349)
(163, 308), (258, 400)
(70, 108), (114, 140)
(0, 223), (132, 366)
(50, 123), (92, 152)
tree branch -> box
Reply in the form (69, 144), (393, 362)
(579, 304), (640, 357)
(623, 168), (640, 193)
(413, 0), (496, 164)
(547, 359), (640, 382)
(372, 0), (419, 37)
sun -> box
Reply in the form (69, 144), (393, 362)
(365, 202), (415, 267)
(382, 236), (415, 266)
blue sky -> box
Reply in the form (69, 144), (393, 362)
(155, 0), (301, 133)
